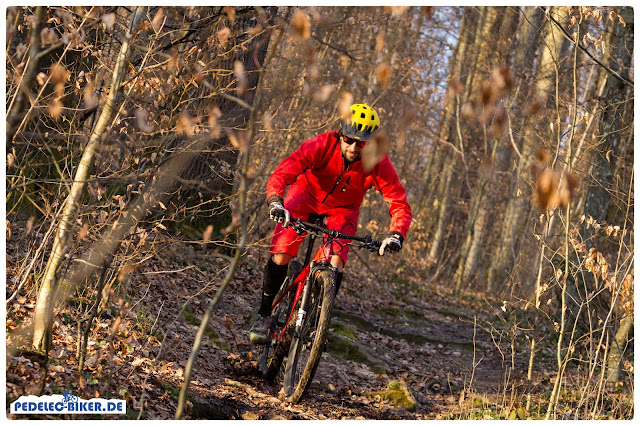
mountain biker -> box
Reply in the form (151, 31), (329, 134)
(249, 103), (412, 344)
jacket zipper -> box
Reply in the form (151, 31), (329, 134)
(341, 176), (351, 192)
(321, 161), (347, 203)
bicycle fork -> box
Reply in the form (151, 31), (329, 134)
(294, 261), (316, 333)
(293, 261), (336, 337)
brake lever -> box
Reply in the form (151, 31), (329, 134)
(364, 235), (379, 253)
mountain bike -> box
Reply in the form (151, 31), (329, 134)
(257, 214), (382, 403)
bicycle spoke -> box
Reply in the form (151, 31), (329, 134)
(283, 270), (336, 402)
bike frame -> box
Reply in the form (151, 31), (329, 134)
(271, 218), (344, 341)
(257, 216), (381, 398)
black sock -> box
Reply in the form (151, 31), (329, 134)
(335, 272), (344, 296)
(258, 259), (289, 316)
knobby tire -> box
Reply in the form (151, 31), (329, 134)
(259, 260), (302, 381)
(283, 269), (336, 403)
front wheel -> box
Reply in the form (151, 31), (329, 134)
(258, 260), (302, 380)
(283, 269), (336, 403)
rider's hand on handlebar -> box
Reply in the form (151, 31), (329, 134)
(379, 232), (403, 256)
(267, 195), (290, 227)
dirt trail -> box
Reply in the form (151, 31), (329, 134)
(130, 244), (512, 419)
(6, 242), (515, 420)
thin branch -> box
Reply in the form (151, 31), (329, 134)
(547, 13), (633, 88)
(505, 108), (522, 161)
(311, 34), (360, 61)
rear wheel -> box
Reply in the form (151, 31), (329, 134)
(283, 269), (336, 403)
(258, 260), (303, 380)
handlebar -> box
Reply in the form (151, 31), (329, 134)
(285, 216), (382, 252)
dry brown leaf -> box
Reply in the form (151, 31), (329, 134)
(338, 92), (353, 117)
(535, 168), (559, 210)
(291, 10), (311, 40)
(134, 108), (154, 133)
(491, 67), (513, 98)
(362, 132), (389, 172)
(375, 31), (385, 55)
(480, 80), (492, 105)
(152, 8), (165, 33)
(77, 222), (89, 241)
(385, 6), (409, 16)
(396, 109), (417, 147)
(313, 84), (334, 102)
(168, 53), (179, 72)
(224, 6), (236, 24)
(480, 103), (495, 127)
(36, 72), (47, 85)
(208, 104), (222, 137)
(49, 98), (63, 120)
(102, 13), (115, 30)
(51, 63), (68, 82)
(228, 131), (240, 149)
(524, 99), (543, 116)
(177, 112), (195, 135)
(375, 62), (392, 88)
(535, 147), (551, 164)
(422, 6), (434, 19)
(247, 166), (256, 180)
(303, 44), (317, 64)
(618, 14), (626, 27)
(262, 110), (274, 131)
(222, 214), (241, 235)
(40, 27), (59, 46)
(54, 81), (64, 98)
(488, 106), (507, 138)
(558, 170), (579, 208)
(202, 225), (214, 244)
(449, 74), (464, 95)
(234, 60), (247, 95)
(25, 216), (35, 236)
(217, 27), (231, 48)
(83, 81), (98, 108)
(461, 101), (476, 121)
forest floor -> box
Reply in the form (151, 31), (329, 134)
(5, 234), (631, 420)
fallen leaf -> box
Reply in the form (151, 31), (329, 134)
(290, 10), (311, 40)
(375, 62), (392, 88)
(217, 27), (231, 48)
(203, 225), (214, 244)
(152, 8), (165, 33)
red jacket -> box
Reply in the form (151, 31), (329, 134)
(266, 131), (412, 238)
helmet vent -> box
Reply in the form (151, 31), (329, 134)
(360, 113), (365, 118)
(357, 123), (363, 131)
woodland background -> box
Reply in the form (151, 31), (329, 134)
(5, 5), (634, 420)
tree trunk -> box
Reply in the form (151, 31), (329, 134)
(487, 6), (544, 290)
(420, 8), (476, 210)
(453, 6), (520, 292)
(32, 6), (147, 351)
(426, 8), (483, 263)
(488, 7), (569, 293)
(606, 314), (633, 383)
(6, 6), (45, 143)
(583, 6), (634, 229)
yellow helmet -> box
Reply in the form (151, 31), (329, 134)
(340, 103), (381, 141)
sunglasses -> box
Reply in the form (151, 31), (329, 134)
(342, 136), (367, 148)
